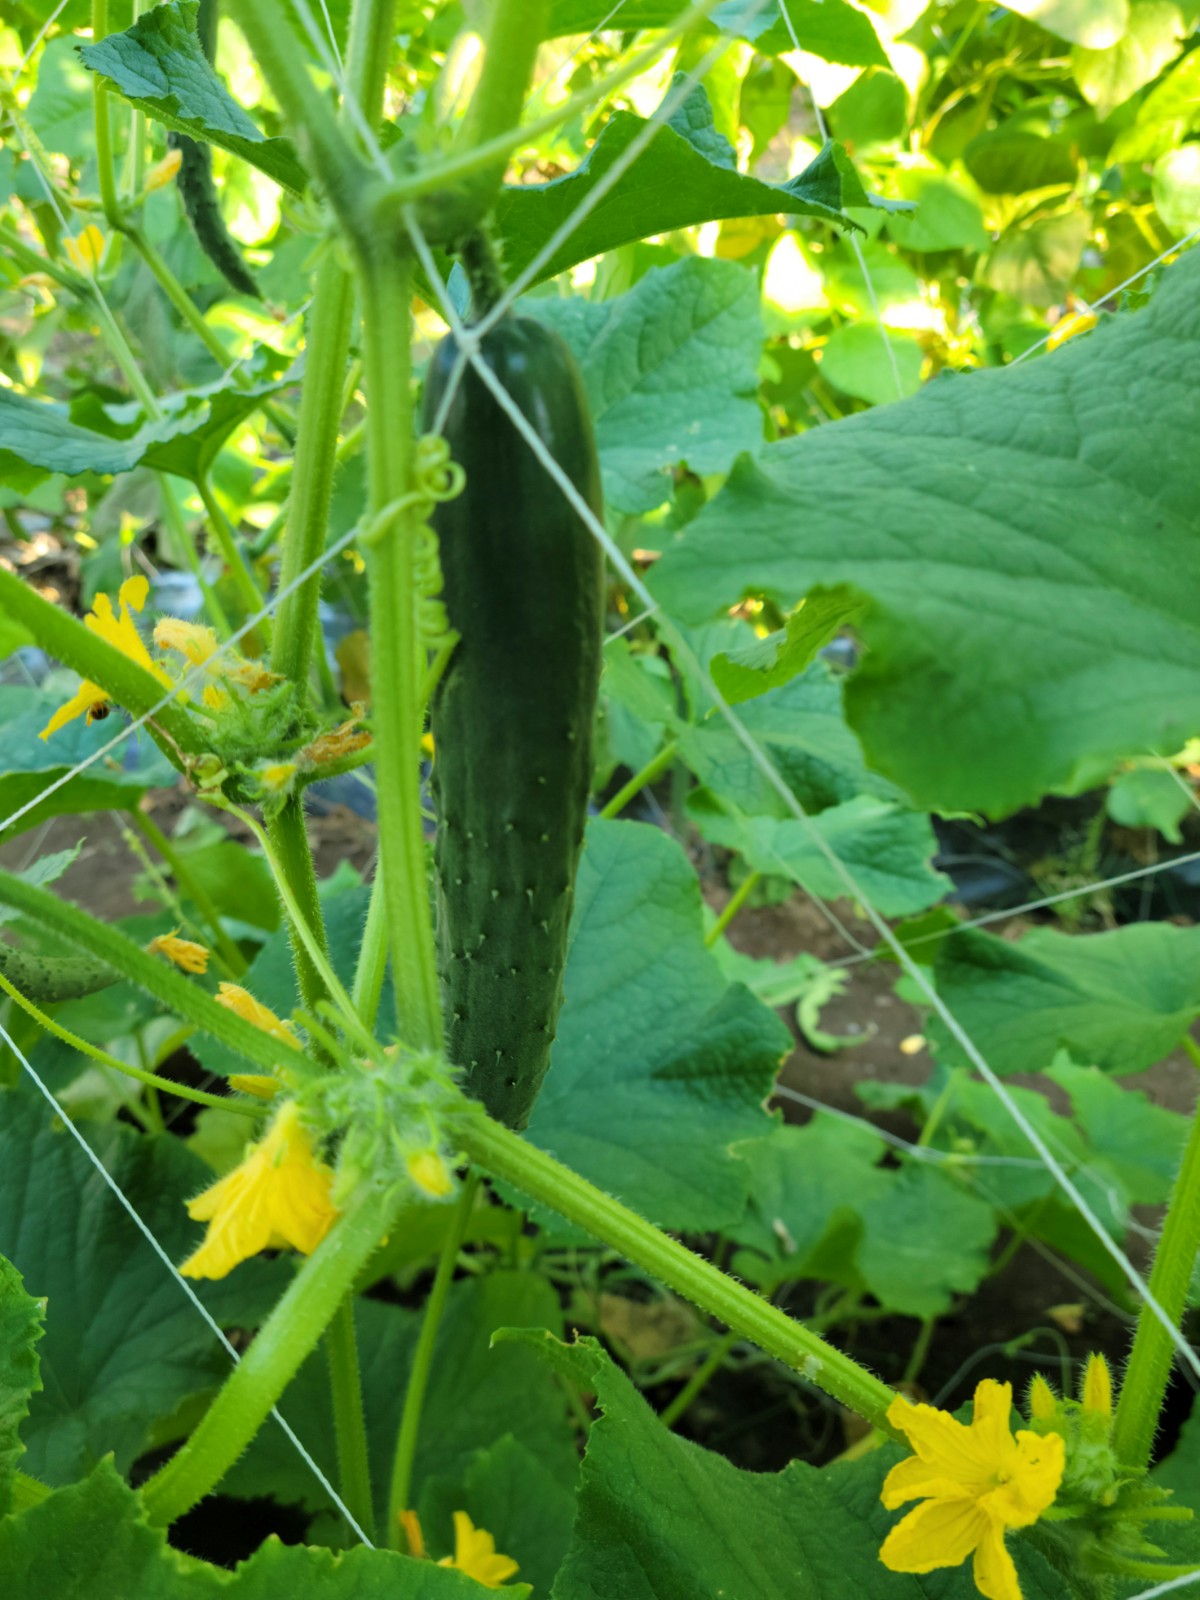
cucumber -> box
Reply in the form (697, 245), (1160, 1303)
(171, 0), (260, 301)
(423, 313), (604, 1129)
(0, 943), (117, 1003)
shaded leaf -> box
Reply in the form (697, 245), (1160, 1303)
(0, 1460), (525, 1599)
(931, 924), (1200, 1076)
(0, 1255), (43, 1514)
(0, 1091), (285, 1484)
(690, 788), (949, 919)
(528, 820), (790, 1230)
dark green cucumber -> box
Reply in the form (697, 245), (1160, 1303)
(424, 314), (604, 1129)
(170, 0), (259, 301)
(0, 943), (117, 1003)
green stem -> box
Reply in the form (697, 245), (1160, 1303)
(351, 866), (390, 1031)
(266, 797), (332, 1018)
(358, 246), (442, 1049)
(660, 1328), (738, 1428)
(705, 869), (761, 948)
(128, 807), (247, 975)
(196, 476), (270, 634)
(599, 738), (680, 820)
(269, 256), (356, 687)
(383, 0), (721, 219)
(456, 1112), (899, 1433)
(92, 0), (123, 230)
(387, 1171), (479, 1542)
(0, 967), (264, 1117)
(1112, 1037), (1200, 1469)
(142, 1181), (400, 1528)
(326, 1297), (375, 1542)
(0, 867), (312, 1080)
(125, 223), (234, 371)
(448, 0), (549, 219)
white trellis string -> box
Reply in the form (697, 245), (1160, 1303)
(1125, 1574), (1200, 1600)
(404, 205), (1200, 1389)
(18, 0), (70, 70)
(0, 1018), (374, 1547)
(773, 1083), (1047, 1169)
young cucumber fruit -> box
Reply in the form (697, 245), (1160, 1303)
(423, 313), (604, 1130)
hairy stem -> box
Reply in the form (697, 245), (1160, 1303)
(1112, 1037), (1200, 1469)
(457, 1112), (900, 1433)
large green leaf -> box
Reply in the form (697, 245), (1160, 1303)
(545, 0), (887, 64)
(527, 820), (790, 1230)
(509, 1333), (1058, 1600)
(0, 359), (293, 488)
(78, 1), (309, 196)
(729, 1117), (998, 1315)
(0, 1255), (43, 1515)
(689, 788), (948, 919)
(494, 87), (875, 286)
(224, 1273), (577, 1551)
(930, 923), (1200, 1076)
(0, 1460), (527, 1599)
(0, 687), (175, 840)
(536, 257), (763, 514)
(651, 248), (1200, 816)
(0, 1091), (285, 1484)
(1002, 0), (1129, 46)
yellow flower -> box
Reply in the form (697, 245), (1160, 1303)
(406, 1149), (454, 1199)
(144, 148), (183, 193)
(40, 576), (173, 740)
(154, 617), (281, 708)
(147, 931), (210, 974)
(880, 1379), (1065, 1600)
(215, 982), (300, 1045)
(65, 223), (107, 274)
(438, 1512), (519, 1588)
(180, 1100), (338, 1279)
(258, 762), (299, 798)
(398, 1509), (518, 1588)
(1046, 309), (1098, 351)
(1080, 1353), (1113, 1418)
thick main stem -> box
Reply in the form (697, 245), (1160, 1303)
(457, 1112), (900, 1433)
(142, 1182), (399, 1528)
(1112, 1044), (1200, 1470)
(358, 246), (442, 1049)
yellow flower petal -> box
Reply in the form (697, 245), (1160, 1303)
(215, 982), (300, 1045)
(980, 1432), (1064, 1530)
(1046, 309), (1097, 352)
(1027, 1375), (1057, 1421)
(154, 616), (220, 669)
(147, 932), (210, 974)
(880, 1497), (991, 1575)
(1081, 1353), (1113, 1417)
(881, 1454), (976, 1511)
(83, 576), (174, 689)
(437, 1511), (519, 1589)
(973, 1518), (1023, 1600)
(39, 680), (110, 740)
(180, 1100), (337, 1279)
(65, 223), (107, 274)
(406, 1149), (454, 1199)
(229, 1074), (281, 1100)
(398, 1509), (427, 1559)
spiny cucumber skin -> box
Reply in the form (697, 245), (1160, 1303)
(424, 315), (604, 1130)
(169, 131), (260, 301)
(0, 944), (117, 1003)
